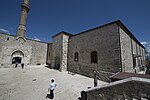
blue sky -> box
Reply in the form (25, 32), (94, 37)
(0, 0), (150, 45)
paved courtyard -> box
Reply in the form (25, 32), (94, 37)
(0, 65), (107, 100)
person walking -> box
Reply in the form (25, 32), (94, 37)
(46, 79), (56, 99)
(15, 63), (18, 68)
(21, 63), (24, 69)
(94, 71), (98, 87)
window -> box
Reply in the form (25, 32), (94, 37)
(91, 51), (98, 63)
(133, 57), (136, 68)
(49, 52), (51, 56)
(7, 37), (9, 40)
(74, 52), (79, 62)
(141, 59), (143, 64)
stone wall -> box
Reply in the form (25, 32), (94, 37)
(27, 39), (47, 65)
(0, 32), (47, 68)
(62, 35), (69, 70)
(46, 43), (53, 67)
(0, 33), (14, 67)
(119, 27), (146, 72)
(52, 34), (63, 70)
(119, 27), (133, 71)
(81, 77), (150, 100)
(52, 32), (70, 71)
(68, 23), (121, 81)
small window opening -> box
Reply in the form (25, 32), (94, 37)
(91, 51), (98, 63)
(74, 52), (79, 62)
(7, 37), (9, 40)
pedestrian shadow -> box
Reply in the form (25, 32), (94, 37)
(46, 94), (54, 99)
(46, 94), (50, 99)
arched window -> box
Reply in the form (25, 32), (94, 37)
(74, 52), (79, 62)
(91, 51), (98, 63)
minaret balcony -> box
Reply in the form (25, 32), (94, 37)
(21, 3), (30, 12)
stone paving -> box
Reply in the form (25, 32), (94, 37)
(0, 65), (107, 100)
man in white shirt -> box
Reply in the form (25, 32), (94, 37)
(46, 79), (56, 99)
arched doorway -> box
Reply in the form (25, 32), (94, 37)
(11, 51), (24, 64)
(12, 57), (22, 64)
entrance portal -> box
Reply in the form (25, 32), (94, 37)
(11, 51), (24, 64)
(12, 57), (22, 64)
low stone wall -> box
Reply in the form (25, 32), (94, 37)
(81, 77), (150, 100)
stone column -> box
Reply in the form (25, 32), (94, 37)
(16, 0), (30, 38)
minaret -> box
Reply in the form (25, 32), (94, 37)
(16, 0), (30, 37)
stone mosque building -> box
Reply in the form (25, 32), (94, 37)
(0, 0), (146, 80)
(0, 0), (47, 68)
